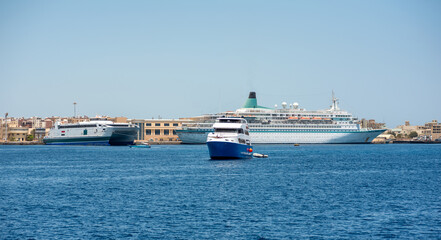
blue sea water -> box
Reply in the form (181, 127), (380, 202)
(0, 144), (440, 239)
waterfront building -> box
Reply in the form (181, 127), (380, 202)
(7, 127), (29, 142)
(395, 120), (441, 140)
(0, 118), (7, 141)
(360, 119), (385, 129)
(429, 120), (441, 140)
(34, 128), (48, 141)
(130, 119), (191, 143)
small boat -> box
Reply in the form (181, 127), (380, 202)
(130, 142), (151, 148)
(253, 153), (268, 158)
(206, 118), (253, 159)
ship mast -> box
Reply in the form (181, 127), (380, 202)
(330, 91), (339, 111)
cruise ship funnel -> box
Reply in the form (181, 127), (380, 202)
(242, 92), (269, 109)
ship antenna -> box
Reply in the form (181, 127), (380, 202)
(331, 91), (339, 111)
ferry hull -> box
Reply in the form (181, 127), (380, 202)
(109, 128), (138, 146)
(207, 141), (253, 160)
(43, 136), (111, 145)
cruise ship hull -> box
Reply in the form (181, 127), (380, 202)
(177, 130), (211, 144)
(179, 129), (386, 144)
(207, 141), (253, 159)
(251, 129), (386, 144)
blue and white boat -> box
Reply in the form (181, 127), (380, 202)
(206, 118), (253, 160)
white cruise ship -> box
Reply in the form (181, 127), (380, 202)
(176, 92), (386, 144)
(43, 117), (139, 145)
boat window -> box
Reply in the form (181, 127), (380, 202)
(219, 119), (242, 123)
(59, 124), (97, 129)
(215, 128), (238, 133)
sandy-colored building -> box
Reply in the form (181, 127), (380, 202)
(395, 120), (440, 140)
(359, 119), (385, 129)
(0, 118), (6, 141)
(7, 127), (29, 142)
(431, 122), (441, 140)
(130, 119), (191, 143)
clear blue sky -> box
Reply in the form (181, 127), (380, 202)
(1, 0), (440, 127)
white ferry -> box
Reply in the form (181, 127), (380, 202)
(43, 117), (139, 146)
(177, 92), (386, 144)
(207, 118), (253, 159)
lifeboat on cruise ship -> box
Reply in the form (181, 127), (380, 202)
(300, 117), (310, 120)
(312, 117), (322, 120)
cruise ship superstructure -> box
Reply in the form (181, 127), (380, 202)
(43, 117), (139, 145)
(176, 92), (386, 144)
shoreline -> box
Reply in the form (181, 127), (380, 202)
(1, 141), (440, 145)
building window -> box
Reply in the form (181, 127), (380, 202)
(164, 130), (169, 135)
(164, 123), (169, 127)
(155, 129), (161, 135)
(146, 123), (151, 126)
(155, 123), (161, 126)
(173, 123), (178, 126)
(146, 130), (152, 135)
(173, 130), (176, 135)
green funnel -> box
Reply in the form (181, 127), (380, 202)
(242, 92), (270, 109)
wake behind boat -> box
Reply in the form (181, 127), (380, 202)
(206, 118), (253, 160)
(43, 117), (139, 146)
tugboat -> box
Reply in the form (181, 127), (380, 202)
(206, 118), (253, 159)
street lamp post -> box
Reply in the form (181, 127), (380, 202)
(73, 102), (77, 118)
(4, 113), (8, 142)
